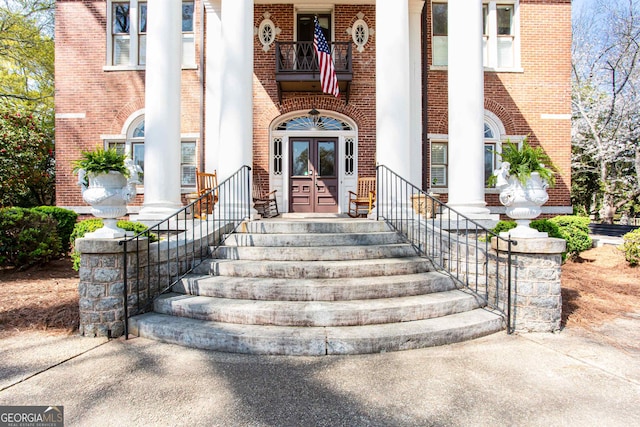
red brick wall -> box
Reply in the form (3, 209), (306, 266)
(425, 0), (572, 207)
(251, 5), (377, 186)
(55, 1), (571, 210)
(55, 0), (202, 207)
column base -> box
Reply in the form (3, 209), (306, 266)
(132, 202), (184, 223)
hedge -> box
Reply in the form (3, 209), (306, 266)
(0, 207), (62, 268)
(70, 219), (157, 270)
(32, 206), (78, 255)
(622, 228), (640, 266)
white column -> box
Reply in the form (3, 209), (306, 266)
(376, 0), (411, 180)
(138, 0), (183, 220)
(204, 0), (222, 174)
(447, 0), (491, 217)
(218, 0), (253, 181)
(409, 1), (425, 187)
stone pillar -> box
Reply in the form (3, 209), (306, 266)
(218, 0), (253, 182)
(493, 238), (566, 332)
(76, 238), (148, 338)
(376, 0), (411, 181)
(204, 0), (222, 174)
(138, 0), (183, 220)
(447, 0), (491, 217)
(409, 1), (425, 187)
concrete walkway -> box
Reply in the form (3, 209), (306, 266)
(1, 318), (639, 426)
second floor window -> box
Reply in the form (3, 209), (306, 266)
(432, 1), (520, 70)
(108, 0), (195, 68)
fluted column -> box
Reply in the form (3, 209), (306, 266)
(447, 0), (491, 217)
(218, 0), (253, 181)
(138, 0), (182, 220)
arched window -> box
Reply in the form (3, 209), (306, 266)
(429, 111), (512, 189)
(104, 112), (197, 188)
(275, 113), (352, 131)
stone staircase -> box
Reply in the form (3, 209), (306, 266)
(129, 219), (504, 355)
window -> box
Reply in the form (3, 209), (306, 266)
(107, 1), (195, 68)
(430, 142), (448, 187)
(432, 3), (448, 66)
(105, 116), (197, 189)
(432, 1), (519, 70)
(430, 115), (516, 189)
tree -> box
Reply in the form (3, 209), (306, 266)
(0, 108), (54, 206)
(0, 0), (55, 206)
(0, 1), (54, 116)
(572, 0), (640, 223)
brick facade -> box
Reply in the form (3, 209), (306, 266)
(55, 1), (572, 212)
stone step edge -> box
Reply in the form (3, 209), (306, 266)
(203, 257), (435, 279)
(173, 271), (456, 301)
(211, 243), (418, 261)
(129, 309), (506, 356)
(153, 289), (485, 326)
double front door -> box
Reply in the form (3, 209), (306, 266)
(290, 137), (338, 213)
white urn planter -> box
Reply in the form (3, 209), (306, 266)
(497, 171), (549, 239)
(78, 170), (137, 238)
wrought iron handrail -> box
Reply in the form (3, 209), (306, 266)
(376, 165), (517, 333)
(120, 165), (252, 337)
(275, 41), (352, 73)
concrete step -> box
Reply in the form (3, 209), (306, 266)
(212, 243), (418, 261)
(238, 219), (391, 234)
(153, 290), (483, 327)
(172, 271), (456, 301)
(129, 309), (505, 355)
(222, 231), (404, 247)
(196, 257), (435, 278)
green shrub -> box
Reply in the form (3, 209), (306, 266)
(549, 215), (592, 258)
(32, 206), (78, 255)
(491, 219), (562, 238)
(530, 219), (563, 239)
(0, 207), (61, 268)
(622, 228), (640, 266)
(70, 219), (157, 270)
(491, 220), (517, 235)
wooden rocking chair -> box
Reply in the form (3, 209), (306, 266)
(253, 183), (279, 218)
(348, 177), (376, 218)
(191, 169), (218, 218)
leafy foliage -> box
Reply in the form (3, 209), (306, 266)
(0, 2), (54, 116)
(32, 206), (77, 254)
(491, 216), (591, 261)
(72, 147), (130, 185)
(622, 228), (640, 266)
(0, 108), (55, 206)
(549, 215), (592, 259)
(487, 138), (556, 187)
(70, 219), (157, 270)
(0, 206), (61, 268)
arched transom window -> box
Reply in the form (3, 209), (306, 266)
(275, 113), (353, 131)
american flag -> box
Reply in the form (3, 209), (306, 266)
(314, 18), (340, 98)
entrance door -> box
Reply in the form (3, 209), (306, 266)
(290, 137), (338, 213)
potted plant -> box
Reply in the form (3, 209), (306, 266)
(73, 147), (141, 238)
(488, 138), (556, 238)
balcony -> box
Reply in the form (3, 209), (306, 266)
(275, 41), (353, 103)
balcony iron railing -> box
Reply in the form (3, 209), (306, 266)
(275, 41), (352, 102)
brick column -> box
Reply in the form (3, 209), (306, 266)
(76, 238), (148, 337)
(494, 237), (566, 332)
